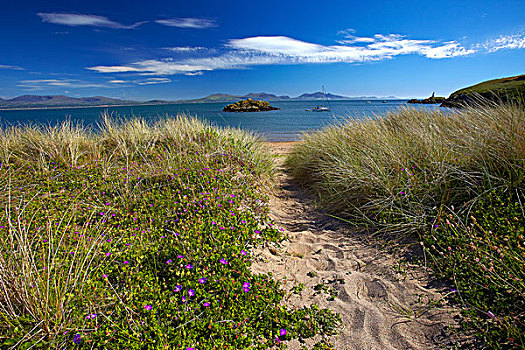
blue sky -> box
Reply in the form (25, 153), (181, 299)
(0, 0), (524, 100)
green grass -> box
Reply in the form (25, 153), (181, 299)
(446, 74), (525, 106)
(0, 114), (341, 349)
(287, 104), (525, 348)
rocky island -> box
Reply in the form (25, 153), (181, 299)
(222, 99), (279, 112)
(407, 92), (446, 104)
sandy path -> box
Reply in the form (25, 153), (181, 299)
(251, 142), (458, 350)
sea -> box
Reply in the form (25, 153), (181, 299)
(0, 100), (442, 141)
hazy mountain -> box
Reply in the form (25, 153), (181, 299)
(294, 92), (350, 100)
(243, 93), (291, 100)
(0, 95), (136, 108)
(0, 92), (403, 109)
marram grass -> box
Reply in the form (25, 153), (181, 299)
(0, 114), (341, 349)
(287, 104), (525, 234)
(287, 103), (525, 348)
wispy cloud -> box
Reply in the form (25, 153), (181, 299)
(227, 35), (475, 61)
(85, 30), (522, 78)
(156, 18), (216, 29)
(163, 46), (207, 52)
(480, 33), (525, 52)
(0, 64), (25, 70)
(18, 79), (110, 90)
(38, 13), (147, 29)
(88, 59), (212, 75)
(137, 78), (171, 85)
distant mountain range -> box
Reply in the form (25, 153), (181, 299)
(0, 92), (402, 109)
(0, 95), (137, 109)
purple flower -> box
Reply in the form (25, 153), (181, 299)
(174, 285), (182, 292)
(73, 334), (81, 344)
(185, 263), (193, 269)
(279, 328), (286, 336)
(188, 289), (195, 297)
(166, 259), (172, 264)
(86, 313), (97, 319)
(124, 261), (129, 264)
(187, 348), (195, 350)
(240, 250), (247, 256)
(177, 254), (184, 259)
(203, 302), (210, 307)
(220, 258), (228, 265)
(144, 305), (152, 311)
(198, 277), (207, 284)
(243, 282), (250, 293)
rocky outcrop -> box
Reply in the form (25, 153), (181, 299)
(407, 92), (446, 104)
(222, 99), (279, 112)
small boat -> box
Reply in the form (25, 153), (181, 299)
(382, 100), (387, 103)
(311, 105), (330, 112)
(310, 85), (331, 112)
(366, 100), (371, 104)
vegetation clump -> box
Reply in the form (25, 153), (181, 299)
(223, 99), (279, 112)
(287, 103), (525, 348)
(0, 115), (340, 349)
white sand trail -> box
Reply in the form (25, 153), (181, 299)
(251, 142), (459, 350)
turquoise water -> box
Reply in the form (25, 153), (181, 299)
(0, 100), (442, 141)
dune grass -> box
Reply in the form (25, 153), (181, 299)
(0, 114), (340, 349)
(287, 104), (525, 348)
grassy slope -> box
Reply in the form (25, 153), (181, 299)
(287, 105), (525, 348)
(0, 116), (340, 349)
(443, 74), (525, 107)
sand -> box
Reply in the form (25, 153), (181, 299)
(251, 142), (459, 349)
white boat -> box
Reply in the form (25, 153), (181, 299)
(310, 85), (330, 112)
(311, 105), (330, 111)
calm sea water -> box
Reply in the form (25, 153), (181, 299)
(0, 100), (441, 141)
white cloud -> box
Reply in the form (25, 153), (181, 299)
(227, 34), (474, 62)
(423, 41), (477, 58)
(86, 65), (144, 73)
(88, 58), (211, 75)
(86, 33), (480, 77)
(137, 78), (171, 85)
(164, 46), (206, 52)
(185, 71), (204, 76)
(0, 64), (25, 70)
(18, 79), (109, 90)
(481, 33), (525, 52)
(38, 13), (146, 29)
(109, 80), (127, 83)
(156, 18), (216, 29)
(228, 36), (325, 55)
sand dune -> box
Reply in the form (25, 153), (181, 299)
(251, 142), (459, 349)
